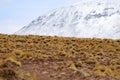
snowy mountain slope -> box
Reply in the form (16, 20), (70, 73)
(15, 0), (120, 39)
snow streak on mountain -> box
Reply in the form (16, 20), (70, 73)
(15, 0), (120, 39)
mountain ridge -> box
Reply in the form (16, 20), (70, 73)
(15, 0), (120, 39)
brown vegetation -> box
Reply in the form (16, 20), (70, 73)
(0, 34), (120, 80)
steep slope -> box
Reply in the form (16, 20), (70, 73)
(15, 0), (120, 39)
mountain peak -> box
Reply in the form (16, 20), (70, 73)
(15, 0), (120, 39)
(73, 0), (120, 5)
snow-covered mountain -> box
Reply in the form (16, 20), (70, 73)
(15, 0), (120, 39)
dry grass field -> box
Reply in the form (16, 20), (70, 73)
(0, 34), (120, 80)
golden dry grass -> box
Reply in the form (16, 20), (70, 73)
(0, 34), (120, 80)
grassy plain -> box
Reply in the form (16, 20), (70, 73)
(0, 34), (120, 80)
